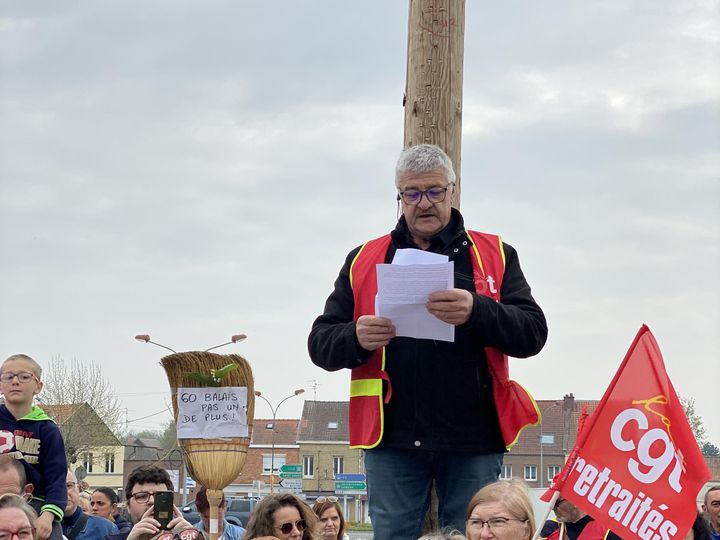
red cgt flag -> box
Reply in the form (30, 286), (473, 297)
(547, 325), (710, 540)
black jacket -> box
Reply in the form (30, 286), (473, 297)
(308, 210), (548, 453)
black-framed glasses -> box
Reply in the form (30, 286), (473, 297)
(0, 372), (38, 383)
(129, 491), (157, 504)
(466, 516), (527, 533)
(274, 519), (307, 535)
(397, 183), (453, 205)
(316, 496), (338, 503)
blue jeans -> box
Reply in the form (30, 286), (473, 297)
(364, 447), (502, 540)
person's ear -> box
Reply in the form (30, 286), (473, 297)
(34, 379), (44, 395)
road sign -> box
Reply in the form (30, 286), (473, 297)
(335, 481), (367, 491)
(335, 473), (366, 482)
(279, 471), (302, 479)
(280, 464), (302, 473)
(279, 478), (302, 489)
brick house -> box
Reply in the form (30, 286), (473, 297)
(297, 401), (367, 522)
(226, 418), (300, 497)
(503, 394), (597, 488)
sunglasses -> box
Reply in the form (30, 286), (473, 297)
(316, 496), (338, 503)
(154, 529), (201, 540)
(274, 519), (307, 535)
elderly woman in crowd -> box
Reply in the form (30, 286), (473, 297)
(311, 496), (349, 540)
(465, 480), (535, 540)
(0, 493), (37, 540)
(243, 493), (318, 540)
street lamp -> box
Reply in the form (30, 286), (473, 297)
(254, 388), (305, 493)
(538, 401), (562, 488)
(134, 333), (247, 353)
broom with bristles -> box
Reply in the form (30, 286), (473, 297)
(137, 334), (254, 540)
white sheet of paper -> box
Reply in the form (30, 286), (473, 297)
(176, 386), (249, 439)
(392, 247), (448, 265)
(375, 261), (455, 341)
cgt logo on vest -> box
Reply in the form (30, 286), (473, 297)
(486, 275), (497, 294)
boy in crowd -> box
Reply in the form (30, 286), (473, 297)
(0, 353), (68, 540)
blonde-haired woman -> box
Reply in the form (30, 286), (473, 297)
(465, 479), (535, 540)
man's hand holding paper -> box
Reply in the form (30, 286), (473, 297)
(356, 315), (396, 351)
(426, 288), (473, 325)
(375, 248), (457, 341)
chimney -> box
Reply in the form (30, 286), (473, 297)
(562, 393), (575, 457)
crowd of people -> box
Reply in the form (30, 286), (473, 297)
(1, 145), (718, 540)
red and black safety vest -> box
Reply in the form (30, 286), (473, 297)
(347, 230), (539, 449)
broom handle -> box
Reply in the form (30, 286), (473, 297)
(207, 489), (224, 540)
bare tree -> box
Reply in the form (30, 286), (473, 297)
(680, 396), (707, 446)
(39, 356), (124, 437)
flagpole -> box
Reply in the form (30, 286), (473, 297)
(531, 491), (560, 540)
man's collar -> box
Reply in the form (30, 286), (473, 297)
(393, 208), (465, 250)
(63, 505), (83, 524)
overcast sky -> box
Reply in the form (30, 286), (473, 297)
(1, 2), (718, 445)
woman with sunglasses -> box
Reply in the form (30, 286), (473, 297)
(311, 497), (349, 540)
(465, 479), (535, 540)
(243, 493), (317, 540)
(0, 493), (36, 540)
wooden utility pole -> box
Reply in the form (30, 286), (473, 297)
(404, 0), (466, 209)
(404, 2), (467, 533)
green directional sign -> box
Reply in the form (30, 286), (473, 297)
(279, 471), (302, 479)
(335, 481), (367, 490)
(280, 464), (302, 473)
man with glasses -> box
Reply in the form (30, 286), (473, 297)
(62, 469), (118, 539)
(103, 465), (193, 540)
(309, 144), (548, 540)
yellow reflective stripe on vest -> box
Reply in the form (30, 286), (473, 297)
(468, 232), (507, 278)
(349, 241), (370, 289)
(350, 378), (383, 397)
(496, 235), (506, 268)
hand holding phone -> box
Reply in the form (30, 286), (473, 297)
(153, 491), (175, 530)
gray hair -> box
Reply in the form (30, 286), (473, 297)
(395, 144), (456, 187)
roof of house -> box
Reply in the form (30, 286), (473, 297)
(42, 402), (122, 447)
(251, 419), (299, 446)
(297, 401), (348, 442)
(508, 398), (599, 455)
(126, 436), (163, 449)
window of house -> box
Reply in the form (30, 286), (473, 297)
(500, 464), (512, 479)
(524, 465), (537, 481)
(328, 422), (338, 429)
(548, 465), (561, 481)
(262, 454), (286, 475)
(83, 453), (94, 473)
(266, 423), (274, 429)
(303, 455), (314, 478)
(333, 456), (344, 477)
(104, 452), (115, 473)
